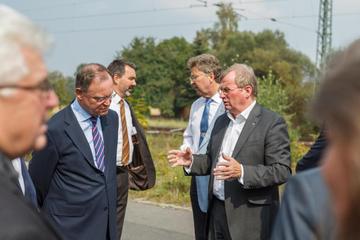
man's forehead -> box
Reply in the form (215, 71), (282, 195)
(221, 71), (236, 85)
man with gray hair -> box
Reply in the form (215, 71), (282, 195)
(181, 53), (224, 240)
(168, 63), (291, 240)
(0, 4), (61, 239)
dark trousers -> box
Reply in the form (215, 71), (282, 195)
(190, 176), (207, 240)
(116, 166), (129, 240)
(208, 197), (232, 240)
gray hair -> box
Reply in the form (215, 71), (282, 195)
(220, 63), (258, 97)
(0, 5), (51, 86)
(187, 54), (222, 83)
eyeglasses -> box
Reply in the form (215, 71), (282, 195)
(85, 94), (112, 103)
(218, 87), (242, 94)
(0, 78), (52, 92)
(189, 73), (208, 81)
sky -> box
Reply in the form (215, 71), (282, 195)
(3, 0), (360, 76)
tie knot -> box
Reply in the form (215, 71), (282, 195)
(90, 116), (98, 126)
(205, 98), (212, 105)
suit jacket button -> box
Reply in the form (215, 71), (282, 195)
(103, 206), (108, 211)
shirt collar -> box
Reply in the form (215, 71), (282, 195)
(203, 91), (222, 104)
(227, 100), (257, 122)
(112, 91), (125, 104)
(71, 98), (92, 122)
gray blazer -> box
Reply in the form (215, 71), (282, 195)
(190, 103), (291, 240)
(271, 168), (336, 240)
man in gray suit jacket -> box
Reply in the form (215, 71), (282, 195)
(168, 63), (291, 240)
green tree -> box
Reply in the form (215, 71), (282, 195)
(119, 36), (197, 117)
(48, 71), (74, 106)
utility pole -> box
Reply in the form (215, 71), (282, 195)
(315, 0), (333, 87)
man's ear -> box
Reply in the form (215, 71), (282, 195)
(208, 72), (215, 83)
(244, 85), (253, 98)
(113, 74), (121, 85)
(75, 88), (83, 100)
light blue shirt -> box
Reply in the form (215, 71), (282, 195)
(71, 99), (104, 168)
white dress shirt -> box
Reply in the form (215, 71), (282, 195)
(181, 92), (222, 152)
(213, 100), (256, 200)
(109, 92), (135, 166)
(11, 157), (25, 194)
(71, 99), (104, 169)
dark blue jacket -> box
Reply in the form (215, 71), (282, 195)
(29, 105), (118, 240)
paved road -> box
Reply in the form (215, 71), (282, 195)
(122, 200), (195, 240)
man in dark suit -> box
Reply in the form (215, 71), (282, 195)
(271, 168), (336, 240)
(168, 63), (291, 240)
(107, 59), (156, 239)
(29, 63), (118, 240)
(0, 5), (61, 239)
(296, 130), (327, 172)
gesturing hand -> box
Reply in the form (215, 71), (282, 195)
(213, 153), (242, 180)
(167, 147), (193, 167)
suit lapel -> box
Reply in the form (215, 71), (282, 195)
(64, 106), (97, 170)
(232, 103), (262, 158)
(100, 114), (111, 177)
(211, 114), (230, 168)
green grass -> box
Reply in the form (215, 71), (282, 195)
(129, 132), (191, 207)
(146, 117), (188, 129)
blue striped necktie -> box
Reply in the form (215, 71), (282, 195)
(90, 117), (105, 172)
(196, 98), (212, 213)
(199, 98), (212, 146)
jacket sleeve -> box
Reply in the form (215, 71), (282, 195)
(271, 174), (318, 240)
(29, 131), (59, 206)
(296, 130), (327, 172)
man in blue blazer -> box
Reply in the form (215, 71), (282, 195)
(29, 63), (119, 240)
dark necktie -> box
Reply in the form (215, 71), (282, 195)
(120, 99), (130, 165)
(199, 98), (212, 146)
(20, 158), (38, 207)
(90, 117), (105, 172)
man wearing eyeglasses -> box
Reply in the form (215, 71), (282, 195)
(181, 54), (224, 240)
(168, 63), (291, 240)
(29, 63), (119, 240)
(0, 5), (61, 240)
(107, 59), (156, 239)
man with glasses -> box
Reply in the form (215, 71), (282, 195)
(29, 63), (119, 240)
(168, 63), (291, 240)
(181, 54), (224, 240)
(107, 59), (156, 239)
(0, 5), (61, 239)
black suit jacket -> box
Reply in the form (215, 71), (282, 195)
(29, 105), (118, 240)
(296, 130), (327, 172)
(190, 103), (291, 240)
(0, 153), (61, 240)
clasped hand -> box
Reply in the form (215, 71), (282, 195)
(213, 153), (242, 180)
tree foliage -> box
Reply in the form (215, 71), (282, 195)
(48, 71), (74, 107)
(110, 3), (316, 135)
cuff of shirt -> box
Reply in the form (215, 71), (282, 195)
(238, 164), (244, 185)
(184, 156), (194, 174)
